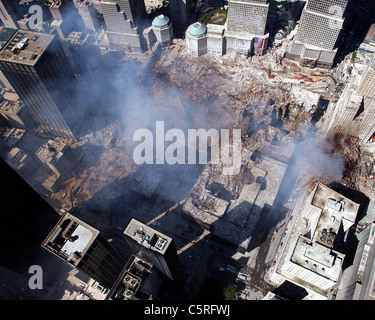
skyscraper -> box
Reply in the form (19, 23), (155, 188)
(123, 218), (181, 281)
(227, 0), (268, 35)
(0, 29), (85, 141)
(74, 0), (100, 32)
(0, 0), (19, 29)
(42, 212), (128, 291)
(101, 0), (147, 51)
(323, 59), (375, 143)
(225, 0), (269, 56)
(286, 0), (349, 68)
(0, 156), (67, 299)
(169, 0), (192, 26)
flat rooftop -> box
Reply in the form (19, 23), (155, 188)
(42, 213), (99, 266)
(275, 183), (359, 297)
(0, 29), (54, 66)
(0, 127), (25, 147)
(36, 140), (67, 163)
(123, 218), (172, 255)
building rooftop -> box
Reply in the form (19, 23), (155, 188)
(274, 183), (359, 297)
(188, 23), (207, 37)
(152, 14), (170, 27)
(7, 147), (29, 170)
(36, 140), (67, 164)
(42, 213), (99, 266)
(123, 218), (172, 255)
(0, 27), (17, 50)
(0, 127), (25, 148)
(0, 29), (54, 66)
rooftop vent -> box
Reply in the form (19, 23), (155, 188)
(123, 273), (140, 290)
(318, 228), (336, 248)
(155, 237), (167, 251)
(326, 198), (345, 212)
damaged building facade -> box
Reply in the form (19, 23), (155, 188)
(268, 183), (359, 299)
(323, 59), (375, 144)
(181, 152), (287, 253)
(286, 0), (349, 68)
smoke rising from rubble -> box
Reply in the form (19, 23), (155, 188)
(297, 130), (346, 182)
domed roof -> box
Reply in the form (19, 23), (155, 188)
(152, 14), (170, 27)
(188, 22), (207, 36)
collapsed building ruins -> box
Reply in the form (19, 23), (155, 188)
(182, 154), (287, 252)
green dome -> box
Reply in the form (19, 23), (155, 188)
(188, 22), (206, 36)
(152, 15), (170, 27)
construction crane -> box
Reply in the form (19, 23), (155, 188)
(257, 56), (274, 78)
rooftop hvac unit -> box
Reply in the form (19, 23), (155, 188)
(123, 273), (140, 289)
(124, 289), (134, 299)
(318, 229), (335, 248)
(326, 198), (345, 212)
(155, 237), (167, 251)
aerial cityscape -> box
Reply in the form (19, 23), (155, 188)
(0, 0), (375, 304)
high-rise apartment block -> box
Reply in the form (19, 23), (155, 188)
(287, 0), (349, 68)
(42, 213), (128, 291)
(0, 29), (85, 141)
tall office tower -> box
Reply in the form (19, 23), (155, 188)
(357, 98), (375, 144)
(363, 23), (375, 47)
(0, 156), (68, 299)
(169, 0), (191, 26)
(287, 0), (349, 68)
(151, 15), (173, 46)
(0, 0), (19, 29)
(357, 61), (375, 99)
(356, 61), (375, 142)
(185, 22), (207, 57)
(336, 223), (375, 300)
(74, 0), (100, 32)
(65, 31), (104, 93)
(0, 29), (86, 141)
(323, 80), (364, 137)
(268, 183), (359, 299)
(107, 254), (165, 300)
(123, 218), (181, 281)
(42, 212), (128, 291)
(101, 0), (148, 51)
(323, 60), (375, 143)
(225, 0), (269, 56)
